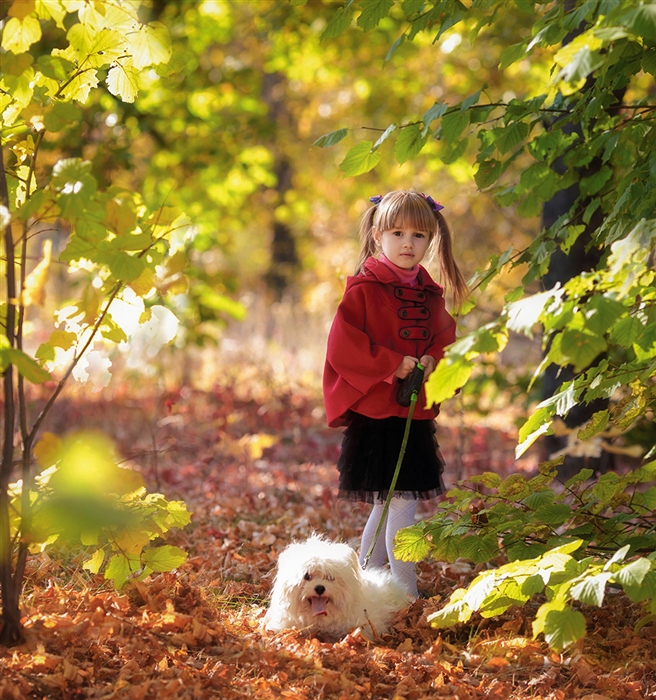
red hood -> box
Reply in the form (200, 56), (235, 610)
(347, 257), (445, 295)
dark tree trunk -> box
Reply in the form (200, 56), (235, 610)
(540, 2), (623, 480)
(261, 73), (299, 301)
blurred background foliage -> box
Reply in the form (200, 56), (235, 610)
(11, 0), (540, 398)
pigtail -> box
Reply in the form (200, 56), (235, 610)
(434, 211), (468, 309)
(354, 206), (378, 275)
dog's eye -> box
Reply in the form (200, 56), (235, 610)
(303, 572), (312, 581)
(325, 574), (335, 582)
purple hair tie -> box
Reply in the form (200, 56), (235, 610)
(369, 195), (383, 205)
(421, 193), (444, 213)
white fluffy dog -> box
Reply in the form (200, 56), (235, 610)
(264, 534), (409, 639)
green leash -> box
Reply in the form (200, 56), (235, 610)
(361, 363), (423, 570)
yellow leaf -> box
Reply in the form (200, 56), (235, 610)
(60, 69), (99, 103)
(34, 432), (63, 468)
(128, 267), (156, 297)
(2, 15), (42, 54)
(22, 239), (52, 307)
(35, 0), (68, 30)
(22, 102), (45, 131)
(105, 194), (137, 235)
(49, 329), (77, 350)
(9, 0), (35, 20)
(239, 433), (278, 460)
(106, 62), (140, 103)
(128, 21), (171, 69)
(82, 548), (105, 574)
(112, 527), (152, 556)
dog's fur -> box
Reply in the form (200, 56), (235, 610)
(264, 535), (409, 639)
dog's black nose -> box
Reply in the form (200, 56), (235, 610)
(314, 585), (325, 595)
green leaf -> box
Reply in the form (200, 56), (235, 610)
(395, 124), (426, 164)
(495, 121), (529, 155)
(580, 166), (613, 197)
(559, 329), (607, 373)
(497, 473), (530, 500)
(425, 357), (473, 407)
(499, 41), (528, 70)
(313, 128), (349, 148)
(516, 406), (555, 458)
(383, 31), (406, 61)
(141, 545), (187, 572)
(506, 289), (555, 338)
(422, 101), (448, 127)
(357, 0), (394, 31)
(321, 4), (354, 41)
(427, 598), (472, 628)
(613, 557), (652, 589)
(522, 574), (547, 596)
(475, 158), (505, 189)
(107, 252), (146, 282)
(469, 472), (502, 489)
(622, 570), (656, 603)
(577, 410), (609, 441)
(339, 141), (381, 176)
(624, 4), (656, 40)
(105, 552), (141, 589)
(439, 110), (470, 142)
(604, 544), (632, 570)
(584, 296), (626, 336)
(34, 53), (73, 84)
(60, 234), (102, 264)
(609, 315), (644, 347)
(2, 347), (52, 384)
(570, 572), (612, 607)
(557, 46), (606, 85)
(196, 289), (247, 320)
(462, 572), (498, 610)
(535, 603), (587, 651)
(534, 503), (572, 526)
(523, 489), (554, 510)
(43, 101), (82, 133)
(459, 534), (500, 564)
(402, 0), (424, 15)
(372, 123), (398, 151)
(394, 524), (432, 562)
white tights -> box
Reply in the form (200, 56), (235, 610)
(358, 496), (419, 597)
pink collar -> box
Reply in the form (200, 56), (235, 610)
(378, 254), (419, 287)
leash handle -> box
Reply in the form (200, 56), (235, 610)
(396, 362), (425, 406)
(362, 374), (421, 570)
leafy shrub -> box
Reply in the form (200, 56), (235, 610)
(396, 462), (656, 651)
(9, 432), (191, 589)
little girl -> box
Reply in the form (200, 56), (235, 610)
(323, 189), (467, 598)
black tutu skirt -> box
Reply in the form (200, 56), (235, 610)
(337, 412), (446, 504)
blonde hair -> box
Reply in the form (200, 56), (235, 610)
(355, 190), (468, 308)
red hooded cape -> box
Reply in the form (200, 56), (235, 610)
(323, 257), (456, 428)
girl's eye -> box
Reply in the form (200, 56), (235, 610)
(303, 572), (312, 581)
(415, 232), (426, 238)
(393, 230), (403, 236)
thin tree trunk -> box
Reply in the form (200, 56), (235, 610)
(0, 144), (23, 646)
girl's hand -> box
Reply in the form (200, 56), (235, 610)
(419, 355), (436, 381)
(395, 355), (418, 379)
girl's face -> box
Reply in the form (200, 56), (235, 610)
(373, 219), (431, 269)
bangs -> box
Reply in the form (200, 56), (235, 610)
(373, 192), (437, 236)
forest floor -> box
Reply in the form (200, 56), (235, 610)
(1, 372), (655, 699)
